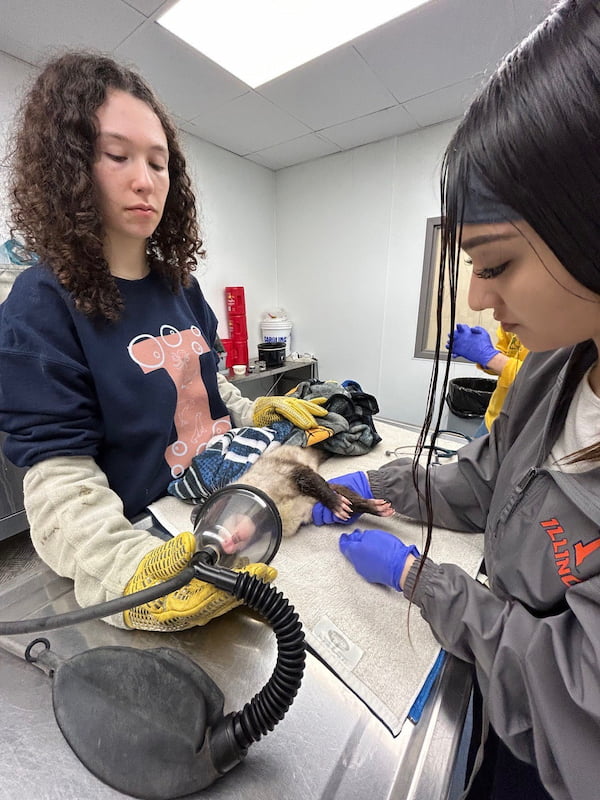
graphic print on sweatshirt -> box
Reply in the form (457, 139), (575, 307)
(128, 325), (230, 477)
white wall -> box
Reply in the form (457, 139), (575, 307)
(0, 51), (277, 357)
(0, 53), (36, 243)
(275, 122), (476, 426)
(182, 133), (277, 354)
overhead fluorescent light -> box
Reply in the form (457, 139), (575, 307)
(158, 0), (430, 88)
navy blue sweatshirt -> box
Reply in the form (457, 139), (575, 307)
(0, 266), (231, 517)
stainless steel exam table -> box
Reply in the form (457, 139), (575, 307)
(0, 530), (472, 800)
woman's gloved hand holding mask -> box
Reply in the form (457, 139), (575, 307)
(339, 529), (419, 592)
(123, 531), (277, 631)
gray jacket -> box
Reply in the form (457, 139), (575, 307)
(368, 342), (600, 800)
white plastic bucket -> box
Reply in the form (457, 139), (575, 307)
(260, 319), (293, 356)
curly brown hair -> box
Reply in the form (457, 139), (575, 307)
(9, 51), (203, 320)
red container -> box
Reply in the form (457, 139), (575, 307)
(225, 286), (246, 316)
(226, 339), (248, 367)
(228, 314), (248, 341)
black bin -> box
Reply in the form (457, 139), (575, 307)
(446, 377), (497, 419)
(257, 342), (286, 368)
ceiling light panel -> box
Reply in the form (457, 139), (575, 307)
(158, 0), (431, 87)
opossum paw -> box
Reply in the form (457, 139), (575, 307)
(331, 492), (354, 520)
(364, 498), (395, 517)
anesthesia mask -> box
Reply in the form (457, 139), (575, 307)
(0, 484), (305, 800)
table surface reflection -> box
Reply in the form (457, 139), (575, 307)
(0, 544), (471, 800)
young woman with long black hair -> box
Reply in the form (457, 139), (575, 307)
(314, 2), (600, 797)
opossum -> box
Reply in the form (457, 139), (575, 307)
(235, 444), (393, 538)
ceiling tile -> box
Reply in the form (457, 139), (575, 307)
(320, 104), (418, 149)
(402, 73), (486, 128)
(115, 22), (249, 120)
(0, 164), (11, 240)
(0, 0), (144, 65)
(0, 31), (39, 66)
(354, 0), (525, 102)
(246, 134), (341, 171)
(0, 0), (555, 170)
(511, 0), (555, 36)
(184, 92), (311, 155)
(121, 0), (171, 17)
(0, 53), (36, 162)
(242, 152), (277, 171)
(258, 45), (397, 130)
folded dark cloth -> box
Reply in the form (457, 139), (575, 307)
(287, 379), (382, 455)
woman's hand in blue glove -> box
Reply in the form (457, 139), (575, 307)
(446, 323), (499, 367)
(339, 529), (419, 591)
(312, 471), (373, 525)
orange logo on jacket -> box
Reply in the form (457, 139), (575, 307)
(540, 518), (582, 586)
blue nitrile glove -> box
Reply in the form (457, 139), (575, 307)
(311, 471), (373, 525)
(339, 529), (420, 591)
(446, 324), (499, 367)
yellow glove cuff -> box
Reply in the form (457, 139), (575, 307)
(124, 530), (197, 597)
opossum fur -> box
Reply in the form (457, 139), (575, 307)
(238, 444), (384, 538)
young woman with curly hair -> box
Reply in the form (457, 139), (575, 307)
(11, 51), (199, 321)
(0, 52), (324, 632)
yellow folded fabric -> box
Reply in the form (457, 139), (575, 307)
(123, 531), (277, 631)
(305, 425), (335, 446)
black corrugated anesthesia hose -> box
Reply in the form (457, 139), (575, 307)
(228, 571), (306, 749)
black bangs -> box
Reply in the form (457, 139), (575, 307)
(450, 0), (600, 295)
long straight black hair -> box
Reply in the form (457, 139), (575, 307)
(413, 0), (600, 564)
